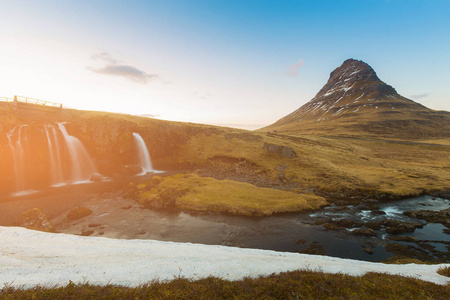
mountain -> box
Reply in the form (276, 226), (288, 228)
(262, 59), (450, 139)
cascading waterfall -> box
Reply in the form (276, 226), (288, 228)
(133, 132), (154, 175)
(44, 125), (65, 186)
(57, 123), (98, 183)
(4, 122), (102, 195)
(6, 125), (35, 196)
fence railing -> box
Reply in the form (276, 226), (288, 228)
(0, 97), (15, 102)
(0, 96), (63, 108)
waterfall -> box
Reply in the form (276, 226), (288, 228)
(133, 132), (153, 175)
(57, 123), (98, 183)
(44, 125), (65, 186)
(6, 125), (35, 196)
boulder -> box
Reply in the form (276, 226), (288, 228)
(13, 208), (55, 233)
(81, 228), (94, 236)
(281, 146), (297, 158)
(89, 172), (103, 182)
(362, 247), (374, 254)
(263, 143), (297, 158)
(381, 219), (423, 234)
(67, 207), (92, 220)
(352, 228), (377, 237)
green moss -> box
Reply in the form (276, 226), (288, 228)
(132, 173), (327, 216)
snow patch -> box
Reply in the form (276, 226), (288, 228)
(0, 227), (448, 288)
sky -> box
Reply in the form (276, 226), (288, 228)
(0, 0), (449, 130)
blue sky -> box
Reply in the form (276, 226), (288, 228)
(1, 0), (449, 129)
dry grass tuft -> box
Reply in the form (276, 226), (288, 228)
(437, 266), (450, 277)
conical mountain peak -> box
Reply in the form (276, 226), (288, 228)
(314, 59), (398, 101)
(262, 59), (450, 139)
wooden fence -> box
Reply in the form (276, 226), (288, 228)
(0, 96), (63, 108)
(0, 97), (14, 103)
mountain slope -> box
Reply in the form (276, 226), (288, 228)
(262, 59), (450, 139)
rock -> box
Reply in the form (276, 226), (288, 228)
(13, 208), (55, 233)
(443, 229), (450, 235)
(323, 223), (340, 231)
(352, 228), (377, 237)
(88, 223), (101, 228)
(371, 210), (386, 215)
(81, 228), (94, 236)
(381, 219), (423, 234)
(436, 192), (450, 200)
(67, 207), (93, 220)
(281, 146), (297, 158)
(263, 143), (297, 158)
(122, 165), (143, 177)
(322, 218), (363, 230)
(89, 172), (103, 182)
(263, 142), (283, 154)
(121, 205), (132, 210)
(333, 219), (363, 228)
(388, 236), (419, 242)
(404, 208), (450, 224)
(362, 247), (374, 254)
(365, 222), (382, 230)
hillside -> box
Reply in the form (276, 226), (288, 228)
(262, 59), (450, 139)
(1, 100), (450, 205)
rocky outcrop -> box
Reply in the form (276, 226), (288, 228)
(381, 219), (424, 234)
(352, 228), (377, 237)
(403, 208), (450, 225)
(13, 208), (55, 232)
(263, 143), (296, 158)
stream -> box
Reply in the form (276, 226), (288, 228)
(120, 195), (450, 262)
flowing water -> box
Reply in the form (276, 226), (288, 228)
(124, 195), (450, 262)
(5, 125), (37, 196)
(4, 123), (100, 196)
(133, 132), (153, 175)
(57, 123), (98, 184)
(44, 125), (65, 186)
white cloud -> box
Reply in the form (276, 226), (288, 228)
(88, 52), (159, 84)
(289, 59), (304, 77)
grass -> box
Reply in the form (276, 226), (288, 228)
(438, 266), (450, 277)
(132, 174), (327, 216)
(2, 101), (450, 203)
(1, 270), (449, 299)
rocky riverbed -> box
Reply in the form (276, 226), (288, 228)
(2, 180), (449, 263)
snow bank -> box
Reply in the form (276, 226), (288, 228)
(0, 226), (449, 288)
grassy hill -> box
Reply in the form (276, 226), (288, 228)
(1, 97), (450, 211)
